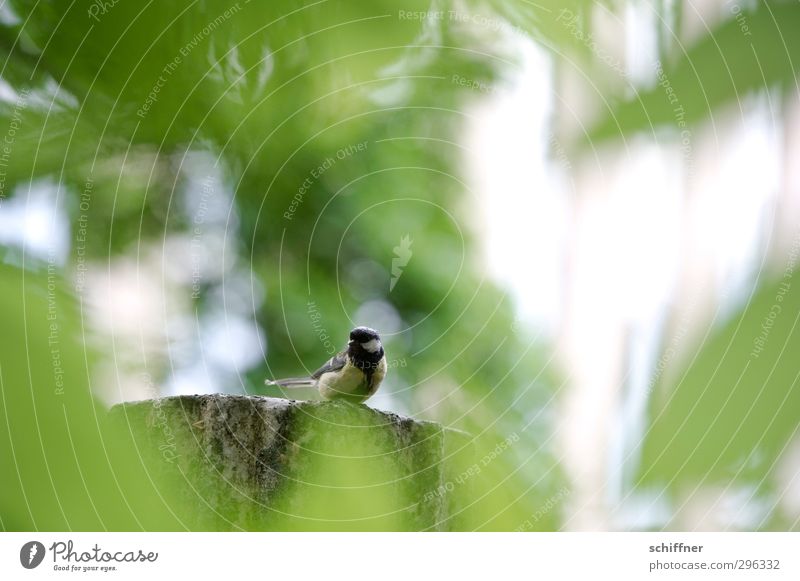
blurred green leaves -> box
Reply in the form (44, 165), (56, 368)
(0, 264), (184, 530)
(587, 1), (800, 143)
(0, 1), (566, 530)
(640, 266), (800, 528)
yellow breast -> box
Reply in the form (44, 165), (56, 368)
(318, 358), (386, 403)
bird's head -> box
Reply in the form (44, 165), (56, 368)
(348, 326), (382, 353)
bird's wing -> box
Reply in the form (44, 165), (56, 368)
(310, 351), (348, 379)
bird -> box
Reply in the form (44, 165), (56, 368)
(265, 326), (387, 404)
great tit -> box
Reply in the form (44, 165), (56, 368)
(266, 326), (386, 404)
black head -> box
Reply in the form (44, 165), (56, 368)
(349, 326), (380, 343)
(347, 326), (383, 362)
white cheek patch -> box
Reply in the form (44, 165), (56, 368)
(361, 339), (381, 353)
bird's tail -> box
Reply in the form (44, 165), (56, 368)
(265, 377), (316, 388)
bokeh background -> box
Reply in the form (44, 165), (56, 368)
(1, 0), (799, 530)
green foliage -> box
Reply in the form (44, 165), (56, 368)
(587, 1), (800, 143)
(640, 268), (800, 530)
(0, 1), (566, 530)
(2, 0), (796, 532)
(0, 264), (183, 530)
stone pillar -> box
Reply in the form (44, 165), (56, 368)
(110, 395), (472, 531)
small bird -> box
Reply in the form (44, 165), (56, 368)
(266, 326), (387, 404)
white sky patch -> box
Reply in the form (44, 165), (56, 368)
(0, 179), (70, 265)
(163, 365), (219, 397)
(625, 0), (660, 87)
(705, 95), (781, 319)
(0, 2), (20, 25)
(0, 77), (19, 103)
(354, 300), (403, 336)
(464, 39), (566, 337)
(202, 313), (265, 372)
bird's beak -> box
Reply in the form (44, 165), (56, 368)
(347, 339), (355, 346)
